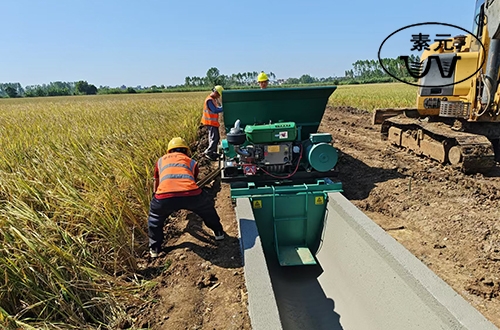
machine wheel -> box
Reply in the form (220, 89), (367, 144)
(448, 146), (462, 165)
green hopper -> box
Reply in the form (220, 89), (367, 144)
(220, 87), (342, 266)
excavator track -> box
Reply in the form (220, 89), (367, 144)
(381, 116), (496, 173)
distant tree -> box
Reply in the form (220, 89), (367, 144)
(0, 83), (24, 97)
(75, 80), (97, 95)
(146, 85), (162, 93)
(98, 86), (123, 94)
(186, 76), (205, 87)
(299, 74), (315, 84)
(36, 86), (47, 97)
(206, 67), (221, 86)
(342, 56), (420, 83)
(285, 77), (300, 84)
(25, 82), (75, 97)
(42, 81), (73, 96)
(126, 87), (136, 94)
(87, 84), (98, 95)
(75, 80), (90, 94)
(4, 86), (17, 98)
(217, 75), (228, 87)
(28, 86), (47, 97)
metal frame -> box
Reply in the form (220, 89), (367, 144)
(230, 179), (342, 198)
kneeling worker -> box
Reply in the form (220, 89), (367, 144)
(148, 137), (225, 258)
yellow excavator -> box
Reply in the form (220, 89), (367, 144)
(373, 0), (500, 173)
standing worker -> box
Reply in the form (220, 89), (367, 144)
(257, 71), (269, 89)
(201, 85), (224, 161)
(148, 137), (225, 258)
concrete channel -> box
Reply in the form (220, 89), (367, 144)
(235, 192), (498, 330)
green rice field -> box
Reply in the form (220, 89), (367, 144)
(330, 82), (417, 110)
(0, 83), (414, 328)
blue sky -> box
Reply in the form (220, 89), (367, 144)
(2, 0), (477, 88)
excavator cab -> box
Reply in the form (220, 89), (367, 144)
(375, 0), (500, 173)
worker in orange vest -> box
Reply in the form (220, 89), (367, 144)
(148, 137), (224, 258)
(201, 85), (224, 161)
(257, 72), (269, 89)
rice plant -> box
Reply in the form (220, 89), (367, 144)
(0, 84), (411, 328)
(329, 82), (417, 111)
(0, 92), (206, 328)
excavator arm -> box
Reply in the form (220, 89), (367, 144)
(481, 0), (500, 112)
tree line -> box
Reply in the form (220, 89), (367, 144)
(0, 81), (98, 98)
(0, 56), (418, 98)
(184, 69), (278, 87)
(345, 56), (421, 82)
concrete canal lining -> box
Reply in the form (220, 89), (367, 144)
(236, 192), (497, 330)
(236, 198), (282, 330)
(319, 192), (497, 330)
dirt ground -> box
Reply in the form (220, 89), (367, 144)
(126, 127), (251, 330)
(128, 106), (500, 329)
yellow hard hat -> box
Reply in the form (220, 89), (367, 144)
(213, 85), (224, 96)
(167, 137), (190, 153)
(257, 72), (269, 82)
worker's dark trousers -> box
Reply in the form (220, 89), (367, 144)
(148, 191), (223, 251)
(204, 125), (220, 157)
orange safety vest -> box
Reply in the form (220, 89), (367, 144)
(155, 153), (199, 194)
(201, 95), (220, 127)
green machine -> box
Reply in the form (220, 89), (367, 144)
(220, 87), (343, 266)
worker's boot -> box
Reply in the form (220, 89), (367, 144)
(149, 248), (159, 258)
(204, 153), (220, 161)
(214, 230), (225, 241)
